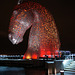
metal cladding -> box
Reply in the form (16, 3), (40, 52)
(8, 1), (60, 59)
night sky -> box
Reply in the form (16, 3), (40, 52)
(0, 0), (75, 54)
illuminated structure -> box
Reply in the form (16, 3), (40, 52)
(8, 1), (60, 59)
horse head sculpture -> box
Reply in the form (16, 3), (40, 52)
(8, 1), (60, 59)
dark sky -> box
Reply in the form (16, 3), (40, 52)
(0, 0), (75, 54)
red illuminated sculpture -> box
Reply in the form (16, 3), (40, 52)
(8, 1), (60, 59)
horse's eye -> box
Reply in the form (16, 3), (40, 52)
(8, 34), (13, 40)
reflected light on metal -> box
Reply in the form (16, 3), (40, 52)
(60, 70), (64, 72)
(63, 60), (68, 65)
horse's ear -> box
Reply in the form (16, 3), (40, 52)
(18, 0), (23, 5)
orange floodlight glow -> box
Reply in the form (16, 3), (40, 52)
(40, 49), (45, 57)
(46, 50), (51, 55)
(32, 54), (37, 59)
(26, 55), (31, 59)
(23, 55), (25, 59)
(48, 55), (51, 58)
(46, 50), (51, 58)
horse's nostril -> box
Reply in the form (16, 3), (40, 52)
(12, 38), (17, 44)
